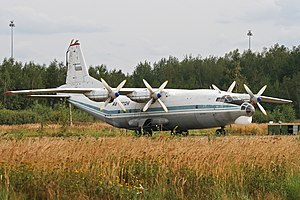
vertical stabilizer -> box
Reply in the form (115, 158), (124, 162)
(65, 40), (102, 88)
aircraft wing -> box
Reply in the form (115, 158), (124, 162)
(260, 96), (292, 104)
(119, 88), (139, 95)
(4, 88), (94, 95)
(27, 94), (70, 98)
(4, 87), (139, 95)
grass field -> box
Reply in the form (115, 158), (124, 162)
(0, 123), (300, 199)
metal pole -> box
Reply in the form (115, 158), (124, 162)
(9, 21), (15, 59)
(248, 34), (251, 50)
(247, 30), (253, 50)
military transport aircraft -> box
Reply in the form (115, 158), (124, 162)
(4, 40), (292, 136)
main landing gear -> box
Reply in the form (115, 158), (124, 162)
(134, 128), (153, 137)
(171, 130), (189, 136)
(215, 126), (226, 136)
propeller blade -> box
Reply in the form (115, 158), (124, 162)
(116, 98), (126, 112)
(143, 79), (154, 93)
(212, 84), (221, 92)
(143, 98), (153, 112)
(257, 102), (267, 115)
(257, 85), (267, 96)
(227, 81), (236, 93)
(157, 98), (168, 112)
(116, 80), (127, 91)
(104, 97), (111, 107)
(101, 97), (111, 110)
(244, 84), (254, 97)
(101, 78), (113, 93)
(158, 80), (168, 92)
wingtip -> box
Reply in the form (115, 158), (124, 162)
(4, 91), (12, 95)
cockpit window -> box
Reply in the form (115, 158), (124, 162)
(216, 95), (243, 105)
(216, 95), (233, 103)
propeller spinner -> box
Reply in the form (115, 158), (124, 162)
(101, 78), (127, 112)
(142, 79), (169, 112)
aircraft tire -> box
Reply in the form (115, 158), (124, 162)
(215, 128), (226, 136)
(135, 129), (142, 137)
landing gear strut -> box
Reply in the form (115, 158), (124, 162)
(215, 126), (226, 136)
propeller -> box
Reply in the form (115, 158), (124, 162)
(243, 84), (267, 115)
(212, 81), (236, 93)
(227, 81), (236, 93)
(142, 79), (169, 112)
(101, 78), (127, 112)
(211, 84), (221, 92)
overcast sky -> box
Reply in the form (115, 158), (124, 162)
(1, 0), (300, 73)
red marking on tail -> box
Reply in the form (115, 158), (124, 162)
(4, 91), (12, 95)
(70, 42), (80, 46)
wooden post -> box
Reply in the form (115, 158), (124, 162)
(69, 103), (73, 126)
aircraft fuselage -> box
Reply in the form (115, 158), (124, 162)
(67, 89), (253, 131)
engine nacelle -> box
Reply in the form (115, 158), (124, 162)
(127, 89), (151, 103)
(84, 89), (108, 102)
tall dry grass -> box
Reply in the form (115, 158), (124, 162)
(0, 136), (299, 175)
(1, 124), (300, 199)
(228, 123), (269, 135)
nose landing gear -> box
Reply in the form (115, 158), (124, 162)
(215, 126), (226, 135)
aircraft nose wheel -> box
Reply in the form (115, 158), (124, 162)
(215, 127), (226, 136)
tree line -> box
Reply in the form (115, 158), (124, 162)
(0, 43), (299, 122)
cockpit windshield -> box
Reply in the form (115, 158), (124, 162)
(216, 95), (244, 105)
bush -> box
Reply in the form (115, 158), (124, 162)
(0, 109), (36, 125)
(0, 103), (95, 125)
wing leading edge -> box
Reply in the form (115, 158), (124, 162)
(4, 88), (94, 95)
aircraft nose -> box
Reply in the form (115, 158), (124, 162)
(241, 102), (255, 116)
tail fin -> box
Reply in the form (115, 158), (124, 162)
(66, 40), (102, 88)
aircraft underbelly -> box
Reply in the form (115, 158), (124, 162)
(195, 112), (235, 128)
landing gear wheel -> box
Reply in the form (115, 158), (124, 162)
(134, 129), (142, 137)
(215, 127), (226, 136)
(182, 130), (189, 137)
(142, 129), (153, 137)
(172, 130), (189, 136)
